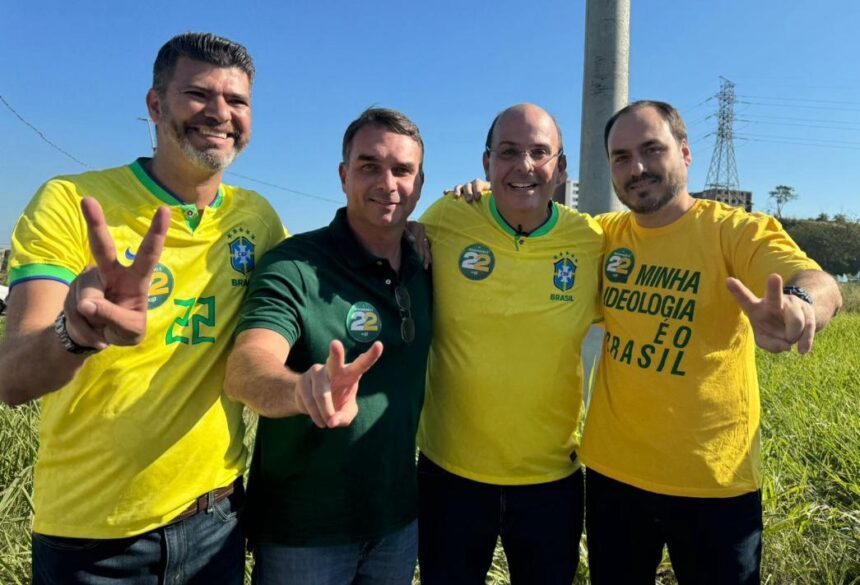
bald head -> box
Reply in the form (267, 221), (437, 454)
(485, 104), (564, 152)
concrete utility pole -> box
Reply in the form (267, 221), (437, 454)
(578, 0), (631, 402)
(578, 0), (630, 215)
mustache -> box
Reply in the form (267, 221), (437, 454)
(625, 172), (661, 190)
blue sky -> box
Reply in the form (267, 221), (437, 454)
(2, 0), (859, 243)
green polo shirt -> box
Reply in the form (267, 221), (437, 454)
(236, 207), (432, 546)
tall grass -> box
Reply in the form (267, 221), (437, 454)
(1, 312), (858, 584)
(840, 282), (860, 313)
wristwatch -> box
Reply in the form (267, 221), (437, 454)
(53, 311), (99, 355)
(783, 286), (813, 305)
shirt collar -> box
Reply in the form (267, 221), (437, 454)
(328, 207), (423, 276)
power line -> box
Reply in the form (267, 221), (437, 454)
(0, 94), (339, 206)
(224, 172), (342, 205)
(738, 113), (860, 126)
(737, 95), (860, 106)
(738, 100), (860, 113)
(736, 132), (860, 146)
(736, 118), (860, 132)
(0, 95), (92, 169)
(736, 134), (860, 150)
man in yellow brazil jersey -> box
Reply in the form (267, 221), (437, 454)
(417, 103), (603, 584)
(450, 100), (841, 585)
(0, 33), (285, 584)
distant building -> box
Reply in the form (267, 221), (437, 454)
(691, 188), (752, 212)
(553, 179), (580, 209)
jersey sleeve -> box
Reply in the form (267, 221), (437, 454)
(9, 178), (89, 288)
(419, 194), (450, 241)
(235, 244), (306, 346)
(722, 211), (821, 297)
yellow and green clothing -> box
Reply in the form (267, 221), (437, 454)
(9, 159), (285, 538)
(417, 194), (603, 485)
(236, 208), (433, 546)
(580, 199), (820, 497)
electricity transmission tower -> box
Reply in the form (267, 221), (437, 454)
(704, 77), (740, 191)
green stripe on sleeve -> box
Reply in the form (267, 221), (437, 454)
(9, 264), (76, 286)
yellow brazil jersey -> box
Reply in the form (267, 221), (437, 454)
(9, 159), (286, 538)
(418, 194), (603, 485)
(580, 199), (820, 497)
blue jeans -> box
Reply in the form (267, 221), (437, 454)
(417, 454), (583, 585)
(32, 481), (245, 585)
(252, 519), (417, 585)
(586, 469), (762, 585)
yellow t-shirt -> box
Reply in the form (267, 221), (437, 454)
(580, 199), (820, 497)
(9, 160), (286, 537)
(418, 194), (603, 485)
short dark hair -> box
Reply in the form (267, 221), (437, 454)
(341, 108), (424, 164)
(152, 32), (255, 95)
(484, 105), (564, 151)
(603, 100), (688, 154)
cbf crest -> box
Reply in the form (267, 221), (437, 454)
(226, 227), (257, 275)
(552, 252), (577, 292)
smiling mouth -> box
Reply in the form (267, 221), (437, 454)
(508, 181), (538, 190)
(627, 177), (659, 192)
(189, 126), (237, 143)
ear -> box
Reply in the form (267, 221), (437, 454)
(415, 169), (425, 200)
(482, 151), (491, 181)
(338, 162), (348, 192)
(680, 140), (692, 167)
(556, 154), (568, 185)
(145, 89), (162, 123)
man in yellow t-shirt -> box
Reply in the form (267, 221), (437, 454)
(417, 104), (603, 584)
(580, 101), (842, 585)
(0, 33), (284, 584)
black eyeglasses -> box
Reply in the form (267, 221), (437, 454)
(394, 285), (415, 344)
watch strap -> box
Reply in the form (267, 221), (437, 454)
(783, 286), (813, 305)
(53, 311), (99, 355)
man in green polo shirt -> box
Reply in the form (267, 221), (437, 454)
(224, 107), (431, 585)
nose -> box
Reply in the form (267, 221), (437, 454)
(203, 94), (231, 123)
(513, 151), (536, 173)
(380, 170), (399, 196)
(629, 154), (646, 176)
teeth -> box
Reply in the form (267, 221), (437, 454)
(510, 183), (536, 188)
(195, 128), (229, 139)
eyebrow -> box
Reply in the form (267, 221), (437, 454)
(495, 140), (552, 148)
(355, 154), (417, 171)
(610, 138), (664, 157)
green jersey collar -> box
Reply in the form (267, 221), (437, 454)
(488, 194), (558, 238)
(129, 158), (224, 209)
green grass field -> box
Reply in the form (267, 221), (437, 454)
(1, 290), (858, 584)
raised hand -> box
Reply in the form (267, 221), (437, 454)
(444, 178), (490, 203)
(726, 273), (816, 354)
(297, 340), (384, 428)
(63, 197), (170, 350)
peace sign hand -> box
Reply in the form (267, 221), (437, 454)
(296, 340), (384, 428)
(63, 197), (170, 350)
(726, 273), (816, 354)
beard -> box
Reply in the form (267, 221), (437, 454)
(614, 171), (684, 215)
(158, 103), (247, 172)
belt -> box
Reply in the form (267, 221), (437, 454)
(171, 478), (240, 524)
